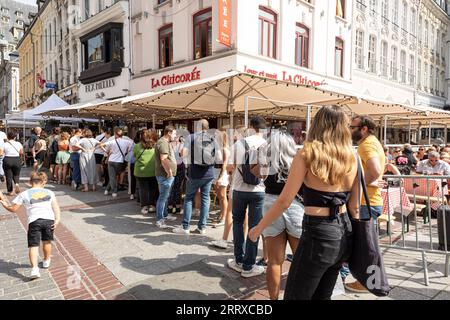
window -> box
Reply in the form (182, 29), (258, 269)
(49, 24), (52, 50)
(355, 30), (364, 70)
(390, 46), (398, 80)
(368, 35), (377, 73)
(15, 11), (23, 17)
(425, 21), (428, 47)
(400, 50), (406, 83)
(295, 23), (309, 68)
(410, 8), (416, 36)
(85, 0), (90, 20)
(258, 6), (277, 59)
(356, 0), (366, 11)
(424, 62), (428, 89)
(17, 20), (23, 27)
(1, 16), (10, 23)
(369, 0), (377, 15)
(442, 34), (446, 58)
(430, 65), (434, 91)
(409, 54), (414, 85)
(436, 68), (439, 94)
(431, 25), (435, 52)
(334, 37), (344, 77)
(159, 24), (173, 68)
(401, 1), (407, 37)
(193, 8), (212, 60)
(418, 16), (422, 45)
(1, 7), (9, 15)
(381, 0), (389, 25)
(392, 0), (399, 32)
(86, 34), (104, 69)
(336, 0), (345, 18)
(98, 0), (104, 13)
(417, 58), (421, 87)
(381, 41), (388, 76)
(54, 18), (57, 46)
(45, 29), (48, 52)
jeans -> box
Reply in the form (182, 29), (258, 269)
(3, 157), (21, 193)
(284, 213), (353, 300)
(70, 152), (81, 185)
(232, 191), (265, 271)
(136, 176), (159, 207)
(156, 176), (175, 221)
(360, 205), (382, 226)
(107, 162), (125, 193)
(182, 178), (214, 230)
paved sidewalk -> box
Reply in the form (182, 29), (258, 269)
(0, 213), (63, 300)
(1, 169), (450, 300)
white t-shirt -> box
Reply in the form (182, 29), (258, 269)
(94, 134), (107, 155)
(4, 140), (23, 157)
(232, 135), (267, 193)
(69, 136), (81, 154)
(104, 137), (133, 163)
(0, 131), (7, 142)
(13, 188), (56, 224)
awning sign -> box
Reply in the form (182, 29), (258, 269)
(151, 67), (201, 89)
(218, 0), (231, 47)
(243, 66), (325, 87)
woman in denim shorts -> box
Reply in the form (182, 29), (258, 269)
(254, 129), (304, 300)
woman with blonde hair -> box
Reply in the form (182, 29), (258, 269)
(212, 129), (230, 226)
(249, 106), (359, 300)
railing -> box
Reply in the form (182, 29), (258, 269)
(356, 1), (367, 12)
(380, 174), (450, 286)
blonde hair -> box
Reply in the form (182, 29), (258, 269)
(302, 106), (355, 185)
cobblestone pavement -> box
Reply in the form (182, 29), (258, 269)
(1, 169), (450, 300)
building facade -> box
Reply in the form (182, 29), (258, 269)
(73, 0), (131, 103)
(130, 0), (355, 124)
(0, 50), (19, 118)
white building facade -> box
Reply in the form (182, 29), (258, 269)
(73, 0), (131, 103)
(130, 0), (355, 115)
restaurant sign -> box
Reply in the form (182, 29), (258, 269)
(85, 79), (116, 93)
(243, 66), (325, 87)
(151, 67), (201, 89)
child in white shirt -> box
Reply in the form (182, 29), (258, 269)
(0, 172), (61, 279)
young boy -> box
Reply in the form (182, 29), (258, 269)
(0, 172), (61, 279)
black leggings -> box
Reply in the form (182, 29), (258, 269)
(3, 157), (22, 193)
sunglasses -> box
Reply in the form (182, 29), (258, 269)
(349, 125), (362, 129)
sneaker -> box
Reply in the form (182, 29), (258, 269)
(97, 182), (104, 187)
(241, 265), (265, 278)
(104, 190), (109, 196)
(71, 181), (77, 191)
(141, 207), (149, 215)
(111, 193), (118, 198)
(212, 220), (225, 228)
(194, 227), (206, 235)
(155, 219), (169, 229)
(130, 194), (135, 200)
(227, 259), (243, 273)
(14, 183), (20, 194)
(344, 281), (369, 293)
(211, 239), (228, 249)
(149, 206), (156, 213)
(42, 259), (51, 269)
(286, 254), (293, 262)
(173, 226), (190, 234)
(256, 258), (267, 267)
(175, 207), (183, 215)
(30, 267), (41, 279)
(165, 214), (177, 221)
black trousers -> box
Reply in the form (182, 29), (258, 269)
(3, 157), (22, 193)
(284, 212), (353, 300)
(136, 176), (159, 207)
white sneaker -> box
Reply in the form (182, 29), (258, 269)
(71, 181), (77, 191)
(149, 206), (156, 213)
(42, 259), (51, 269)
(97, 182), (104, 187)
(166, 214), (177, 221)
(227, 259), (243, 273)
(194, 227), (206, 235)
(211, 239), (228, 249)
(173, 226), (190, 234)
(14, 183), (20, 194)
(130, 194), (135, 200)
(241, 265), (265, 278)
(141, 207), (149, 215)
(104, 190), (109, 196)
(30, 267), (41, 279)
(156, 219), (169, 229)
(112, 193), (118, 198)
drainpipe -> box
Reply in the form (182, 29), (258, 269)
(128, 0), (133, 82)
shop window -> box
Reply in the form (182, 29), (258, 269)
(295, 23), (309, 68)
(334, 37), (344, 77)
(193, 8), (212, 60)
(159, 24), (173, 68)
(258, 6), (277, 59)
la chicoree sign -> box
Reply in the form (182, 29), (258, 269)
(150, 66), (325, 90)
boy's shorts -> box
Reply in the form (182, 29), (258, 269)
(28, 219), (54, 247)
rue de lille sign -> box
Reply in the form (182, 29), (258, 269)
(85, 79), (116, 93)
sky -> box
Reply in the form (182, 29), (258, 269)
(14, 0), (37, 6)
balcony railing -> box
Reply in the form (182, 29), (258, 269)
(356, 1), (367, 12)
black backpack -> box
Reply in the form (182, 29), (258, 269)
(238, 139), (261, 186)
(190, 133), (215, 167)
(50, 139), (59, 154)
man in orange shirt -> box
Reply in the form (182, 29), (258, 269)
(345, 115), (385, 293)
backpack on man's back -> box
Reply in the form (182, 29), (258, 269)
(191, 132), (215, 167)
(238, 139), (261, 186)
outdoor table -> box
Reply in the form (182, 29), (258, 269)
(403, 178), (447, 210)
(381, 186), (411, 234)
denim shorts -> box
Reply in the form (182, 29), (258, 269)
(262, 193), (304, 238)
(359, 205), (382, 220)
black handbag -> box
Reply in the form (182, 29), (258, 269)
(348, 157), (391, 297)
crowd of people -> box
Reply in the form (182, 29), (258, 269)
(4, 108), (445, 300)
